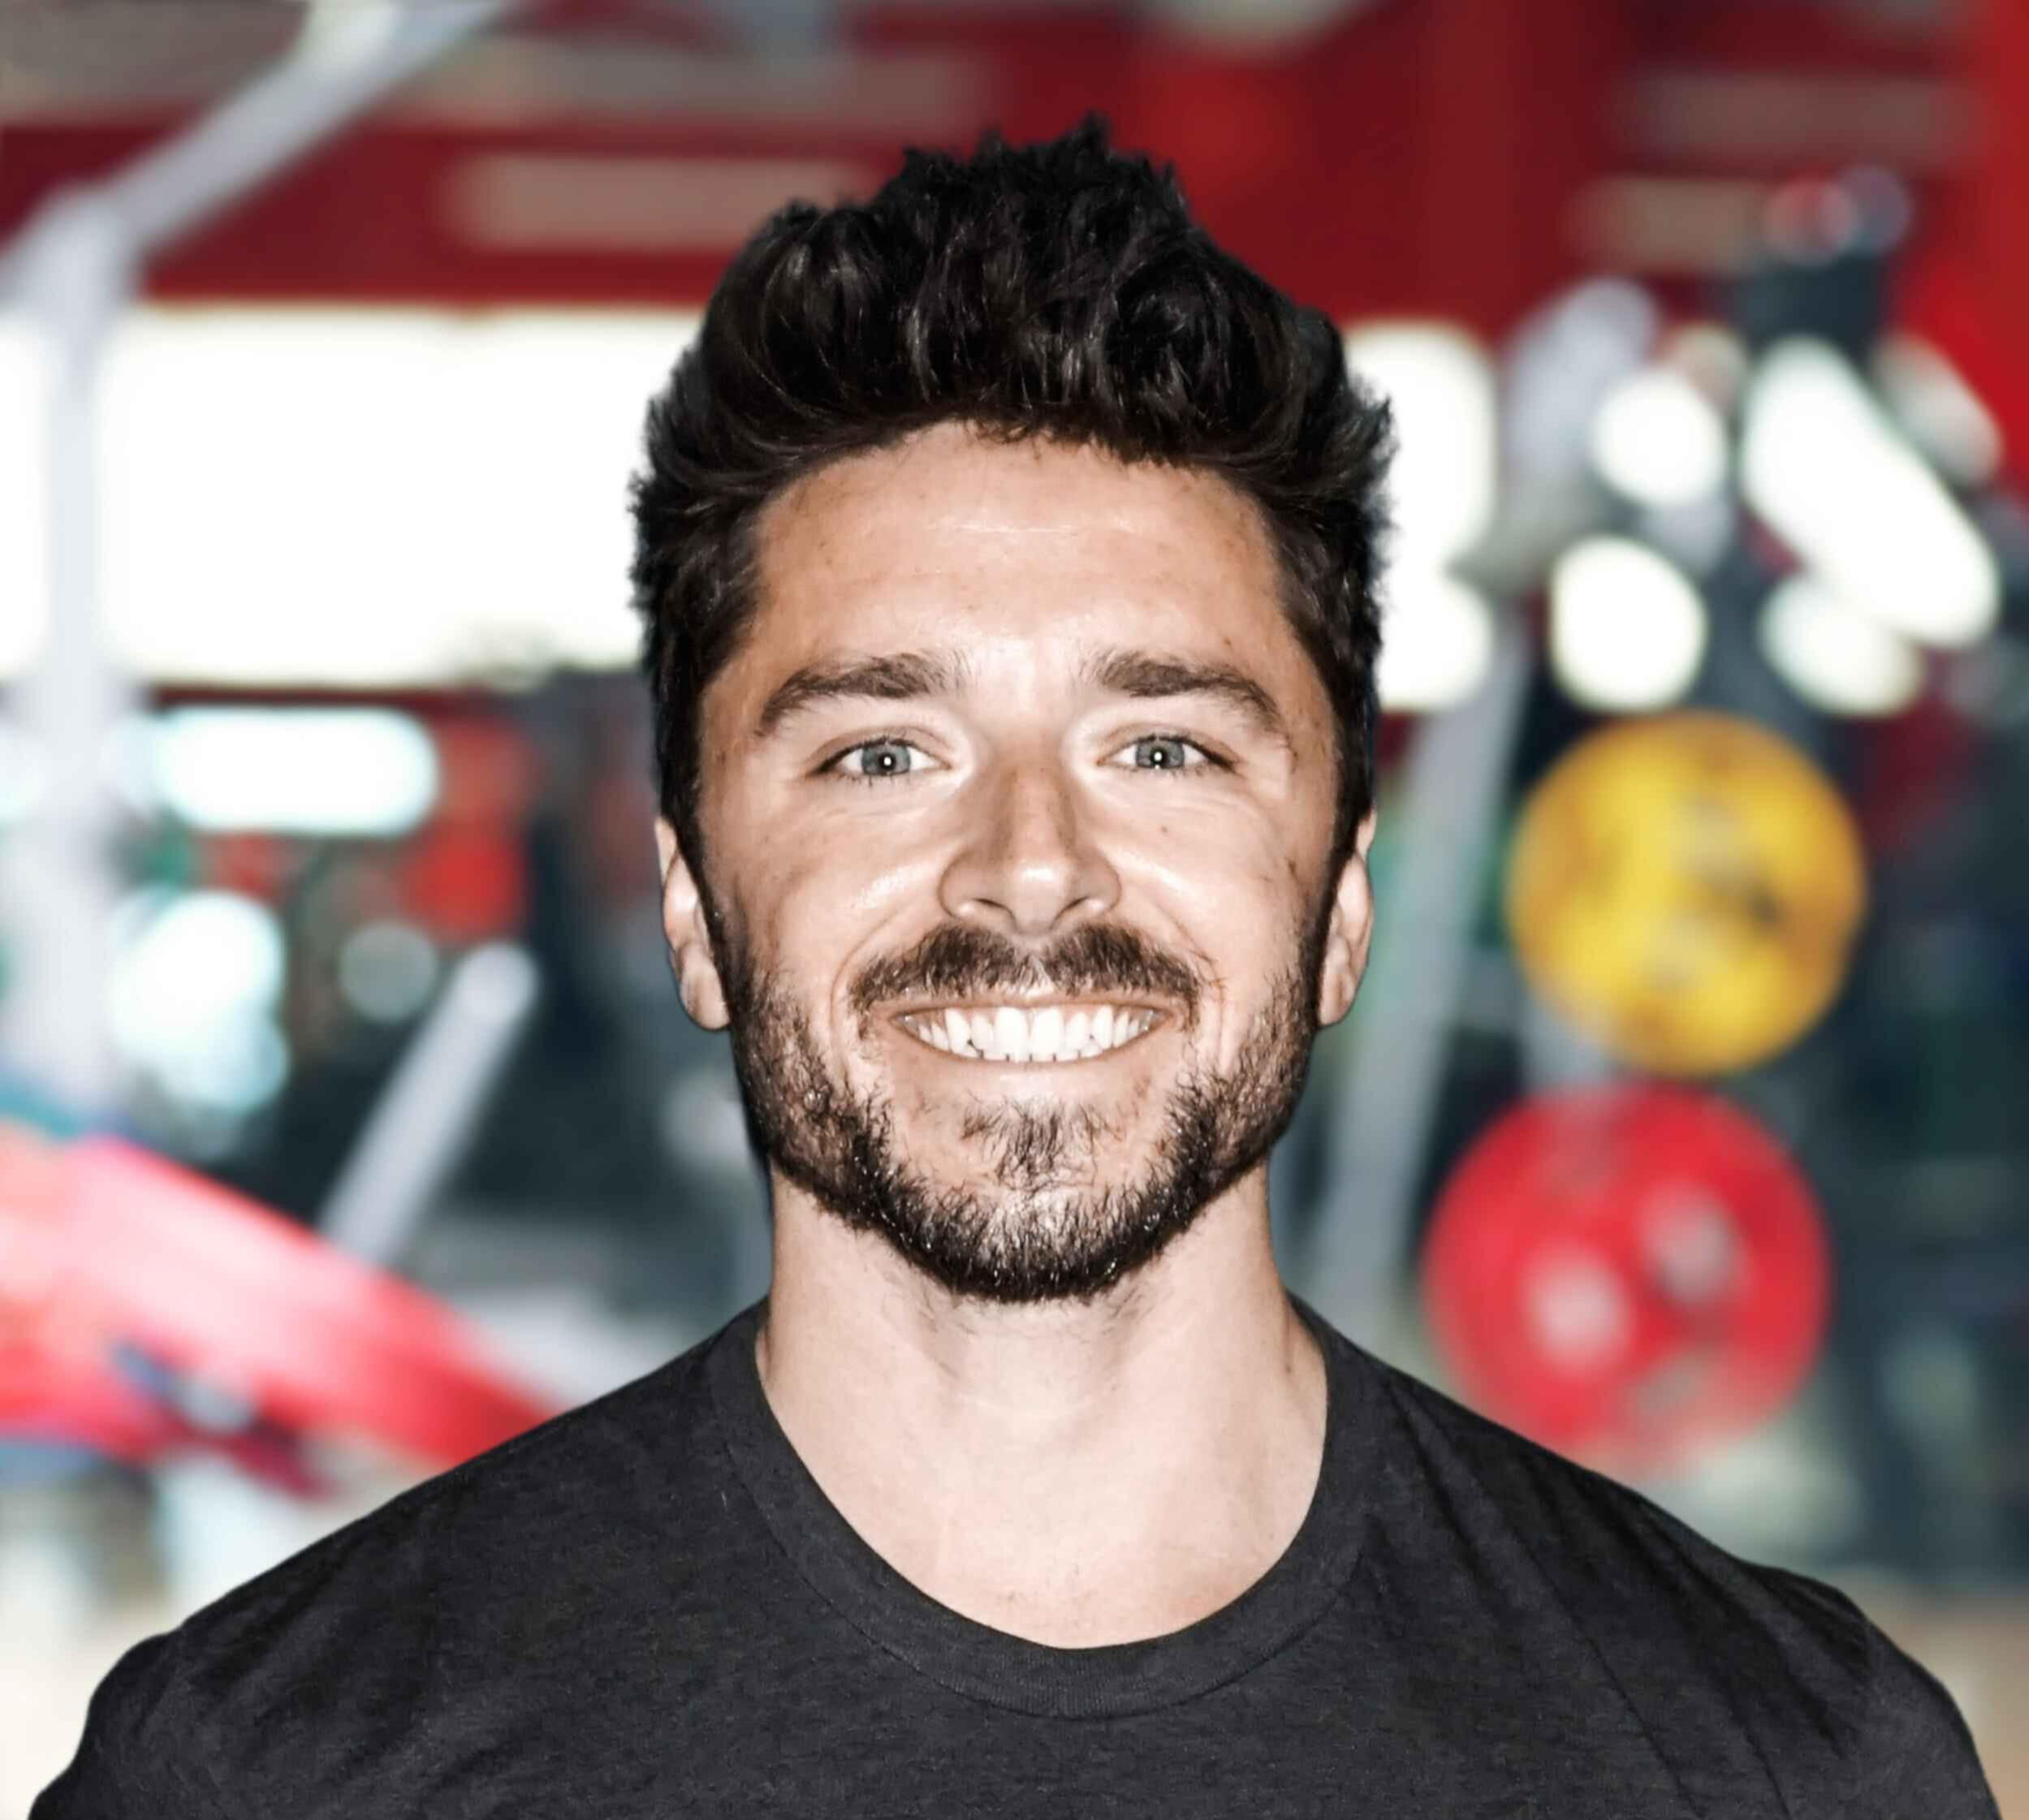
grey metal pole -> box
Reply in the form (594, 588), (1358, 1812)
(318, 942), (540, 1266)
(83, 2), (514, 260)
(1297, 611), (1535, 1351)
(1293, 279), (1657, 1353)
(0, 201), (132, 1111)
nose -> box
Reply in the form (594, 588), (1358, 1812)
(938, 747), (1120, 939)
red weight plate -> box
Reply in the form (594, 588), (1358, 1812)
(0, 1339), (328, 1494)
(44, 1138), (559, 1469)
(1421, 1084), (1829, 1477)
(0, 1339), (182, 1464)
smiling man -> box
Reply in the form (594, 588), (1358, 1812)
(38, 121), (1998, 1818)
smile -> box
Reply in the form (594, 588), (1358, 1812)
(893, 1003), (1162, 1064)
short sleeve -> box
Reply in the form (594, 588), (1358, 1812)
(1846, 1618), (2001, 1820)
(30, 1629), (231, 1819)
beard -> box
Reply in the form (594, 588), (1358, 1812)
(714, 912), (1328, 1306)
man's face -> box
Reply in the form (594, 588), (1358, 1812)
(657, 422), (1376, 1305)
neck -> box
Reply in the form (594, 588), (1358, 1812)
(754, 1172), (1327, 1647)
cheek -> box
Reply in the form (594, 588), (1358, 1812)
(1119, 828), (1319, 1041)
(753, 844), (944, 1040)
(1120, 808), (1291, 934)
(753, 785), (939, 907)
(766, 848), (936, 977)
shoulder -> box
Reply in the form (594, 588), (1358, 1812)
(1364, 1348), (1869, 1665)
(31, 1627), (223, 1818)
(1346, 1340), (1998, 1816)
(173, 1324), (727, 1653)
(37, 1326), (745, 1817)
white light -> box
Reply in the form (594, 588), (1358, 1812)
(106, 890), (291, 1112)
(1346, 322), (1499, 717)
(1872, 334), (2003, 489)
(1589, 367), (1729, 507)
(1548, 536), (1707, 711)
(1344, 323), (1497, 572)
(1759, 574), (1924, 718)
(97, 306), (701, 685)
(1742, 338), (2000, 650)
(0, 312), (52, 679)
(151, 706), (439, 835)
(1375, 569), (1496, 713)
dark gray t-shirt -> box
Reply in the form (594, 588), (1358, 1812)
(35, 1296), (1999, 1817)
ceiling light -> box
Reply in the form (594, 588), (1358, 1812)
(1344, 322), (1496, 571)
(1589, 367), (1729, 507)
(150, 706), (439, 835)
(1742, 338), (1999, 650)
(95, 306), (700, 685)
(1758, 575), (1924, 718)
(1375, 569), (1496, 713)
(1548, 537), (1707, 711)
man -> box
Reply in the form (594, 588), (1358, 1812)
(39, 120), (1997, 1817)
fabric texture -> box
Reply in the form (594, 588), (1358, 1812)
(34, 1296), (2000, 1818)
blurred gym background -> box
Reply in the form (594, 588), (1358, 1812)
(3, 0), (2027, 1808)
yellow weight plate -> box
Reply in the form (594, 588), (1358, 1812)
(1504, 711), (1867, 1076)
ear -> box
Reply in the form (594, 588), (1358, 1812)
(654, 815), (731, 1032)
(1315, 807), (1378, 1029)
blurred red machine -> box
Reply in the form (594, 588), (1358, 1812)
(0, 1122), (557, 1493)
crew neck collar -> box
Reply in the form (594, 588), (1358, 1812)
(705, 1292), (1375, 1719)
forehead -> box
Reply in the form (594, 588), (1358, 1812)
(738, 422), (1302, 683)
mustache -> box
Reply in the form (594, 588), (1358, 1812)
(850, 922), (1200, 1023)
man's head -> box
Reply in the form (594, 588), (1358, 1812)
(632, 119), (1393, 1305)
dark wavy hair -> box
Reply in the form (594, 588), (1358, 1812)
(630, 116), (1393, 893)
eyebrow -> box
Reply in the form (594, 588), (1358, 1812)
(752, 640), (1294, 753)
(754, 649), (973, 739)
(1077, 646), (1294, 754)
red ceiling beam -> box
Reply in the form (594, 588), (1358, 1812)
(1902, 0), (2029, 491)
(0, 1), (1622, 335)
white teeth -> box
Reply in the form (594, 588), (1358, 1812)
(902, 1004), (1159, 1062)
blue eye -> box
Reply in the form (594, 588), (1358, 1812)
(829, 737), (928, 783)
(1122, 735), (1215, 773)
(825, 733), (1223, 786)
